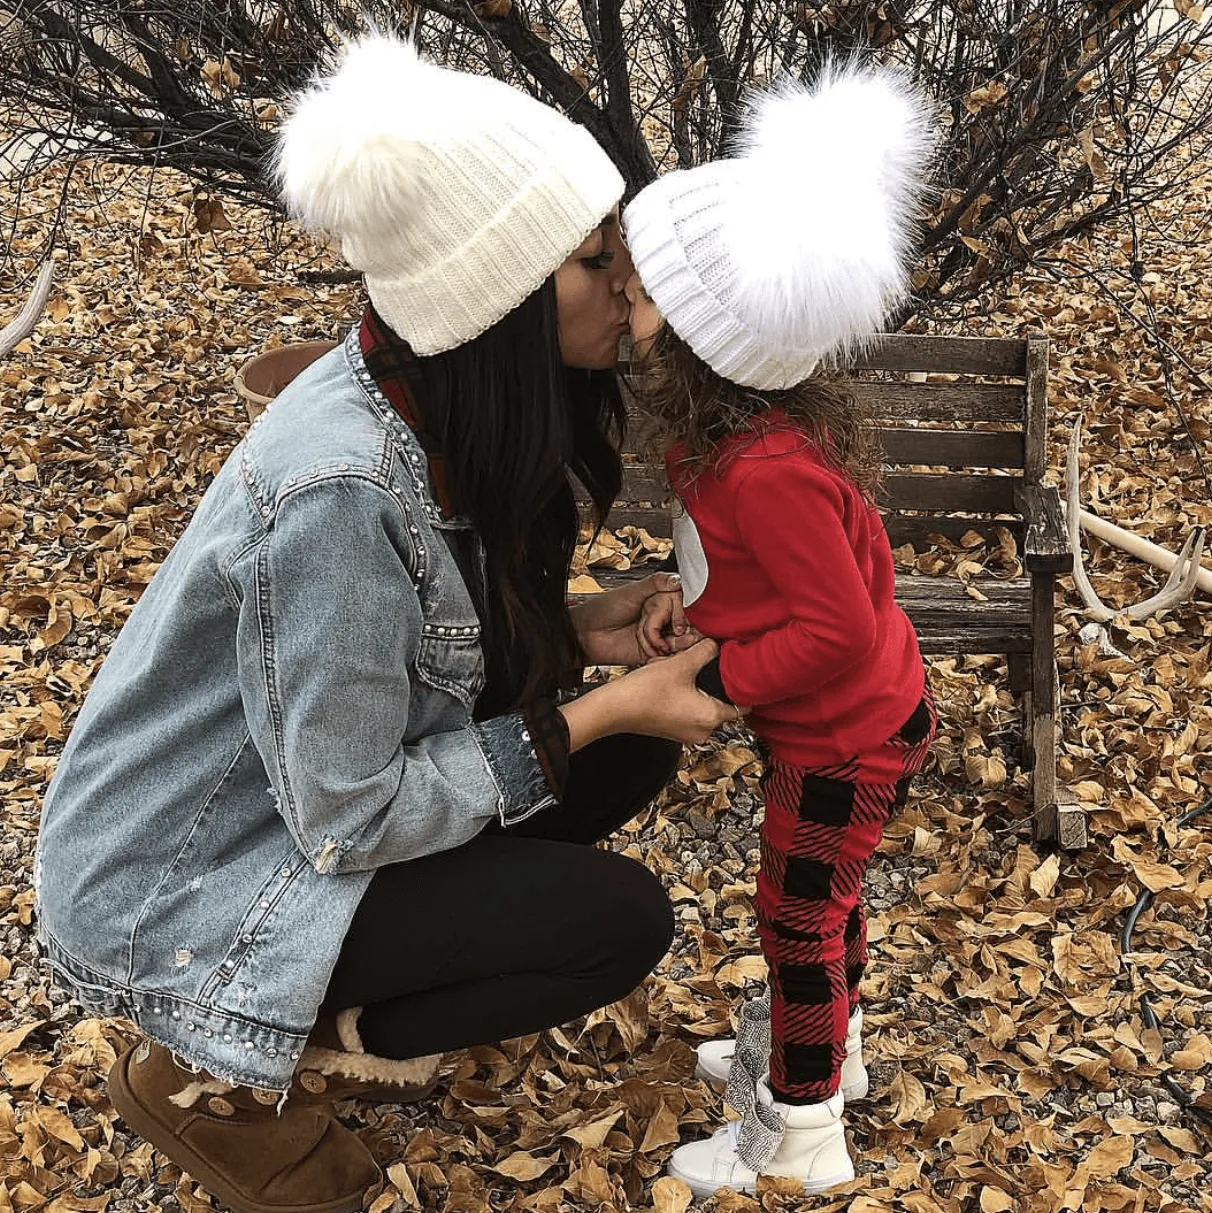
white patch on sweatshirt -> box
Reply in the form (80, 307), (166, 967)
(672, 499), (710, 608)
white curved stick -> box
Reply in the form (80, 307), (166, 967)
(1067, 418), (1118, 623)
(0, 259), (54, 357)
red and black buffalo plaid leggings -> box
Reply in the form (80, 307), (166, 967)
(757, 690), (936, 1104)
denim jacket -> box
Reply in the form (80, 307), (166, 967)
(35, 329), (557, 1090)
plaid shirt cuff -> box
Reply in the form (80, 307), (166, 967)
(523, 696), (571, 799)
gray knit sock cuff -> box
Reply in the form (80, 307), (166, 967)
(723, 990), (771, 1115)
(723, 991), (786, 1172)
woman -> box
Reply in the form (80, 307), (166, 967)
(34, 34), (734, 1213)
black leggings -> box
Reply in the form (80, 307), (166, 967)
(322, 734), (680, 1059)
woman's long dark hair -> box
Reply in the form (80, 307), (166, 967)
(413, 276), (625, 713)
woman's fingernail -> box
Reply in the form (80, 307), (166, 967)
(665, 572), (682, 586)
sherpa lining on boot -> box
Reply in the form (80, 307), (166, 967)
(300, 1007), (440, 1087)
(168, 1078), (236, 1108)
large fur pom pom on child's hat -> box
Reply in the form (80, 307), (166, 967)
(623, 60), (937, 391)
(274, 31), (623, 356)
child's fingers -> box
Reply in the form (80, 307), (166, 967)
(665, 626), (703, 653)
(636, 622), (664, 661)
(667, 592), (690, 636)
(637, 622), (663, 661)
(640, 596), (674, 653)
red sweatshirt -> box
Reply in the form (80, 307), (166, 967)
(670, 416), (924, 766)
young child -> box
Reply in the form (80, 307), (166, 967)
(625, 63), (938, 1196)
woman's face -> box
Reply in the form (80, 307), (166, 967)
(554, 208), (633, 370)
(624, 271), (663, 358)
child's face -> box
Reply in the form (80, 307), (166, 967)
(625, 272), (663, 358)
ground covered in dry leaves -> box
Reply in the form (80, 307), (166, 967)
(2, 154), (1211, 1213)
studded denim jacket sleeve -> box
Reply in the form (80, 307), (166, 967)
(230, 471), (556, 875)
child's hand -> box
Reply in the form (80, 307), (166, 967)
(638, 586), (700, 661)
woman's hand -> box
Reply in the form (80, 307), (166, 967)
(559, 639), (740, 751)
(571, 572), (699, 667)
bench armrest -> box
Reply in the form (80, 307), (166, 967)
(1016, 483), (1073, 575)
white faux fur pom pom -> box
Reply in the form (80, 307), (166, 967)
(274, 33), (436, 242)
(725, 60), (937, 362)
(736, 60), (935, 206)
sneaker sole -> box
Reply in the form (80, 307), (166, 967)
(694, 1061), (869, 1103)
(668, 1157), (855, 1200)
(108, 1047), (382, 1213)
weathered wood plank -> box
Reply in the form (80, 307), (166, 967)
(1017, 483), (1073, 575)
(853, 381), (1025, 423)
(882, 513), (1024, 552)
(1024, 332), (1049, 482)
(577, 465), (670, 507)
(617, 463), (670, 504)
(591, 560), (1032, 651)
(895, 575), (1033, 654)
(595, 506), (1029, 549)
(1039, 792), (1089, 851)
(880, 472), (1021, 514)
(1028, 571), (1064, 843)
(850, 334), (1028, 375)
(588, 566), (1034, 653)
(600, 505), (672, 534)
(880, 428), (1026, 468)
(1007, 653), (1032, 699)
(619, 379), (1025, 427)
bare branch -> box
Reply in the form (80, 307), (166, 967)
(3, 0), (1211, 316)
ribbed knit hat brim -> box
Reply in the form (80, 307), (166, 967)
(624, 166), (820, 391)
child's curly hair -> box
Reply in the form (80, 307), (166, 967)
(632, 323), (883, 496)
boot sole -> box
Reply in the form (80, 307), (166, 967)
(668, 1156), (856, 1200)
(344, 1078), (438, 1105)
(108, 1048), (382, 1213)
(694, 1062), (869, 1102)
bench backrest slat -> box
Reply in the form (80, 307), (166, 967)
(880, 428), (1025, 469)
(879, 471), (1021, 515)
(852, 335), (1028, 375)
(852, 381), (1024, 423)
(883, 513), (1023, 552)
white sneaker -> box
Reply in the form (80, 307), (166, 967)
(695, 1007), (869, 1101)
(667, 1084), (854, 1199)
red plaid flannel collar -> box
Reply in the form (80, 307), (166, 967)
(358, 306), (453, 517)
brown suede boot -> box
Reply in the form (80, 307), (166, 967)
(294, 1008), (441, 1106)
(108, 1039), (382, 1213)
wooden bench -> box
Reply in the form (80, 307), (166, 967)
(594, 332), (1085, 850)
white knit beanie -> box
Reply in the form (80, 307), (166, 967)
(275, 33), (624, 355)
(624, 61), (936, 390)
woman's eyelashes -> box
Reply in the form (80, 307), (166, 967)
(581, 249), (615, 271)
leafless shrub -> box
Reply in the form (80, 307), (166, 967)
(3, 0), (1212, 315)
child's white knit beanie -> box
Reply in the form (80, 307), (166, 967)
(275, 33), (624, 355)
(624, 61), (936, 390)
